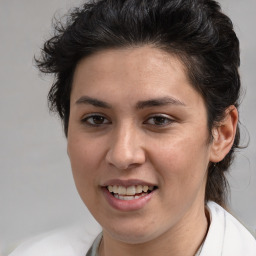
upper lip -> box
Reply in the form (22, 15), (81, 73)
(101, 179), (157, 187)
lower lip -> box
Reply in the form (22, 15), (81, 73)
(102, 187), (155, 211)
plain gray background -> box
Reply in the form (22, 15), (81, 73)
(0, 0), (255, 255)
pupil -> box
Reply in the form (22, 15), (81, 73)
(93, 116), (104, 124)
(154, 117), (165, 125)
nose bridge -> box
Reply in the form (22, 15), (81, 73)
(106, 121), (145, 169)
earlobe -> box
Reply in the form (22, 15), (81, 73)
(210, 106), (238, 163)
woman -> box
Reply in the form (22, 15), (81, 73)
(10, 0), (256, 255)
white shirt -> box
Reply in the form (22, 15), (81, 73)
(201, 201), (256, 256)
(9, 201), (256, 256)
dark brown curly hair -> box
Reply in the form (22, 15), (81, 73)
(36, 0), (241, 206)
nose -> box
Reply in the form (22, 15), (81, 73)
(106, 123), (146, 170)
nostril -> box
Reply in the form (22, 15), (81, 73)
(107, 161), (142, 171)
(105, 139), (146, 170)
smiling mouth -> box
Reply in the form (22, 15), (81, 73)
(106, 185), (158, 201)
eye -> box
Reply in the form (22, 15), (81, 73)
(81, 114), (111, 126)
(144, 115), (174, 126)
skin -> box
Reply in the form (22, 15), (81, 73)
(67, 46), (238, 256)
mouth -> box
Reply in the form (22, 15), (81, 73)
(106, 185), (158, 201)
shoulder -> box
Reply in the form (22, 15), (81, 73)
(8, 223), (101, 256)
(201, 201), (256, 256)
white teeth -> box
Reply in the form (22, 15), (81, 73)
(113, 193), (148, 200)
(126, 186), (136, 195)
(108, 186), (113, 193)
(119, 195), (134, 200)
(149, 186), (154, 191)
(107, 185), (155, 196)
(136, 185), (143, 194)
(118, 186), (126, 195)
(143, 185), (149, 192)
(113, 185), (118, 193)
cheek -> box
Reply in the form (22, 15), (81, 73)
(68, 131), (104, 165)
(149, 132), (210, 190)
(67, 134), (104, 192)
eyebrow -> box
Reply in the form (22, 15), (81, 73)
(75, 96), (112, 108)
(136, 97), (186, 109)
(75, 96), (185, 109)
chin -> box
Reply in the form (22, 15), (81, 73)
(102, 218), (166, 245)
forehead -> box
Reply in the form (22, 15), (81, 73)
(76, 46), (185, 73)
(71, 46), (203, 108)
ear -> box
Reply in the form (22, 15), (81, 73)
(209, 106), (238, 163)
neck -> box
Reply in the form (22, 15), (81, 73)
(99, 202), (209, 256)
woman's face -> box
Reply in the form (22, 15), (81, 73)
(68, 46), (214, 244)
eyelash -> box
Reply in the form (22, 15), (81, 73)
(81, 114), (174, 127)
(144, 114), (174, 127)
(81, 114), (111, 127)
